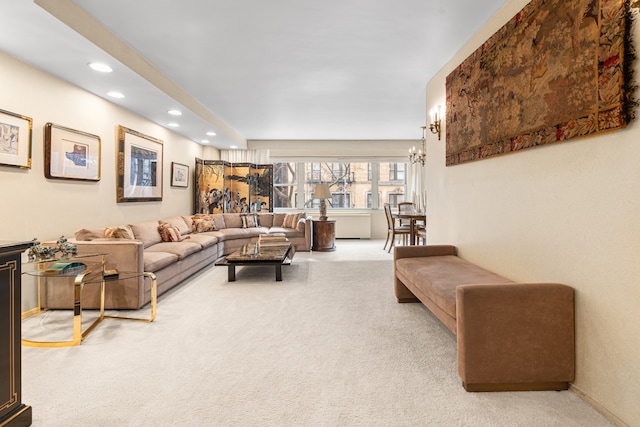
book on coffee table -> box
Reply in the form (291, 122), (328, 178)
(258, 234), (289, 247)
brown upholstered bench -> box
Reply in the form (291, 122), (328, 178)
(393, 245), (575, 392)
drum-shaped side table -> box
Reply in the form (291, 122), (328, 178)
(312, 219), (336, 252)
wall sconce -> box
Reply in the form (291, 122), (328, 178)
(429, 105), (443, 140)
(409, 126), (427, 166)
(312, 183), (333, 220)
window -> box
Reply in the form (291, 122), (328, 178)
(310, 163), (322, 182)
(275, 161), (406, 210)
(332, 192), (351, 208)
(388, 163), (405, 181)
(273, 162), (297, 208)
(388, 192), (404, 208)
(304, 162), (371, 209)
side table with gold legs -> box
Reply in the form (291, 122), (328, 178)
(22, 257), (157, 347)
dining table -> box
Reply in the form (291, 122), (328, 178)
(393, 211), (426, 246)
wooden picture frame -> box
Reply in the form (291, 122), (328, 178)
(170, 162), (189, 187)
(117, 125), (163, 202)
(44, 123), (101, 181)
(0, 108), (32, 169)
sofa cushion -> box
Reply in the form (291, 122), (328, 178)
(181, 215), (193, 231)
(211, 214), (226, 230)
(256, 213), (273, 228)
(160, 216), (190, 236)
(143, 251), (178, 272)
(129, 220), (163, 248)
(75, 227), (105, 241)
(146, 241), (202, 259)
(223, 213), (243, 228)
(240, 213), (259, 228)
(158, 223), (188, 242)
(273, 213), (286, 227)
(186, 233), (218, 248)
(208, 228), (264, 241)
(268, 227), (304, 239)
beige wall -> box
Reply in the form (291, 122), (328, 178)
(426, 2), (640, 425)
(0, 50), (217, 244)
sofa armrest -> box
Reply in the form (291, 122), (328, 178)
(303, 216), (312, 250)
(456, 282), (575, 391)
(393, 244), (457, 260)
(73, 239), (144, 273)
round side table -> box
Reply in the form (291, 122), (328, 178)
(312, 219), (336, 252)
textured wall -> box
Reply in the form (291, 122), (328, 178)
(426, 1), (640, 425)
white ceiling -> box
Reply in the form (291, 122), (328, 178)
(0, 0), (507, 149)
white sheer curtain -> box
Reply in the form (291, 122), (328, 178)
(220, 149), (270, 164)
(406, 161), (426, 212)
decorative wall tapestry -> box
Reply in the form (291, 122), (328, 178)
(445, 0), (635, 166)
(194, 159), (273, 214)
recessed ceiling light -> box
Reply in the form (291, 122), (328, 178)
(107, 91), (125, 98)
(167, 122), (180, 128)
(229, 145), (238, 149)
(89, 62), (113, 73)
(201, 139), (210, 144)
(206, 131), (216, 136)
(168, 109), (182, 116)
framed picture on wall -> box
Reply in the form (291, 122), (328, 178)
(0, 108), (32, 169)
(116, 125), (163, 202)
(44, 123), (101, 181)
(171, 162), (189, 187)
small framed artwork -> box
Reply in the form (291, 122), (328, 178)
(44, 123), (101, 181)
(171, 162), (189, 187)
(117, 125), (163, 202)
(0, 108), (33, 169)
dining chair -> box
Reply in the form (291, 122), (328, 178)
(397, 202), (415, 227)
(384, 203), (411, 253)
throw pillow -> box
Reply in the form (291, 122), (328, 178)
(158, 223), (186, 242)
(75, 228), (105, 241)
(240, 213), (258, 228)
(191, 215), (217, 233)
(104, 226), (134, 239)
(159, 216), (190, 236)
(282, 213), (301, 229)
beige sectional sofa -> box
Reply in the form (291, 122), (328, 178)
(45, 212), (311, 310)
(394, 245), (575, 392)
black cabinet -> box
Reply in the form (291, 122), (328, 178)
(0, 241), (33, 427)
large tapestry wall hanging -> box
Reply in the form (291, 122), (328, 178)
(445, 0), (635, 166)
(194, 159), (273, 214)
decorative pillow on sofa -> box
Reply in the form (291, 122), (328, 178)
(282, 213), (302, 229)
(159, 216), (190, 236)
(104, 226), (134, 239)
(191, 214), (217, 233)
(158, 223), (187, 242)
(240, 213), (258, 228)
(74, 228), (105, 241)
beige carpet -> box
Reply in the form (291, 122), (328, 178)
(21, 240), (613, 426)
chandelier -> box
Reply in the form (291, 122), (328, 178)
(409, 126), (426, 165)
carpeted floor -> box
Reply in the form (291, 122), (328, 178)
(21, 240), (613, 426)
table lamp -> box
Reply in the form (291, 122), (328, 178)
(313, 183), (332, 220)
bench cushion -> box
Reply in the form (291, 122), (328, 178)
(394, 255), (514, 319)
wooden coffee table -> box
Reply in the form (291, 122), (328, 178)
(215, 242), (295, 281)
